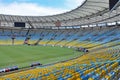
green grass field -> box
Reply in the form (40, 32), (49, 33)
(0, 45), (83, 68)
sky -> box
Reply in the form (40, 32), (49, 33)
(0, 0), (85, 16)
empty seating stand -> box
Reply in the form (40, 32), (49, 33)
(0, 27), (120, 80)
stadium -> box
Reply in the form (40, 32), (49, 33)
(0, 0), (120, 80)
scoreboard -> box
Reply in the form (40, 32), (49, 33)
(14, 22), (25, 27)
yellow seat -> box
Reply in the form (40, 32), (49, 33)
(88, 78), (94, 80)
(76, 78), (82, 80)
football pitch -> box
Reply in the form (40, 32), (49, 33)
(0, 45), (83, 69)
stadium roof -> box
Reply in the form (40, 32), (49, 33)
(0, 0), (109, 22)
(53, 0), (109, 20)
(1, 0), (119, 28)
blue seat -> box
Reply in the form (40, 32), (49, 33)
(81, 74), (90, 80)
(30, 78), (37, 80)
(92, 74), (100, 80)
(5, 79), (11, 80)
(58, 77), (65, 80)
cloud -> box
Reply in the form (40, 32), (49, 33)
(0, 0), (85, 16)
(65, 0), (85, 9)
(0, 2), (68, 16)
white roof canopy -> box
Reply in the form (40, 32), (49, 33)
(0, 0), (109, 22)
(1, 0), (120, 28)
